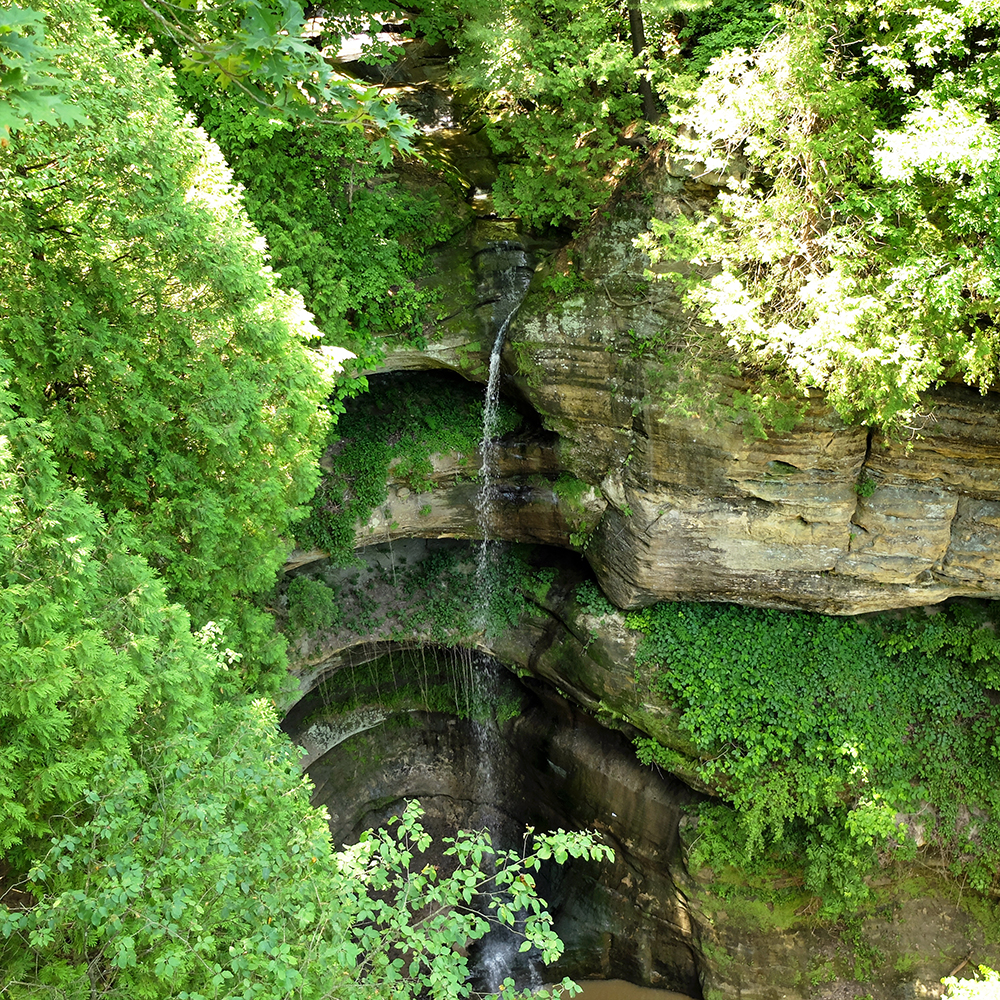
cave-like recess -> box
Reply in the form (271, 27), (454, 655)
(281, 614), (705, 996)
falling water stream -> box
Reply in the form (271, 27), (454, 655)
(463, 245), (698, 998)
(474, 239), (533, 624)
(468, 239), (534, 992)
(473, 315), (510, 585)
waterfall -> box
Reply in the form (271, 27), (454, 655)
(467, 238), (535, 993)
(473, 239), (532, 635)
(464, 653), (531, 996)
(473, 309), (513, 633)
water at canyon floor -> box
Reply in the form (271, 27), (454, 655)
(565, 980), (693, 1000)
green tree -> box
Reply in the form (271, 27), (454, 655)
(226, 123), (460, 360)
(1, 0), (336, 682)
(0, 387), (227, 860)
(97, 0), (469, 373)
(944, 967), (1000, 1000)
(0, 696), (611, 999)
(644, 0), (1000, 431)
(0, 4), (89, 139)
(673, 0), (777, 75)
(454, 0), (661, 228)
(98, 0), (415, 161)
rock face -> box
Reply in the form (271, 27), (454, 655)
(349, 152), (1000, 615)
(685, 875), (994, 1000)
(282, 539), (704, 791)
(280, 541), (1000, 1000)
(586, 383), (1000, 613)
(283, 651), (702, 994)
(339, 430), (607, 553)
(282, 150), (1000, 1000)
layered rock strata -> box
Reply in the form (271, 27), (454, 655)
(282, 541), (1000, 1000)
(284, 660), (702, 994)
(332, 155), (1000, 615)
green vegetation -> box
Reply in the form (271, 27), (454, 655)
(455, 0), (647, 229)
(615, 316), (807, 438)
(945, 967), (1000, 1000)
(839, 914), (886, 981)
(548, 473), (599, 545)
(576, 579), (619, 619)
(452, 0), (780, 230)
(299, 373), (522, 561)
(1, 708), (609, 999)
(809, 958), (836, 985)
(98, 0), (466, 376)
(91, 0), (1000, 445)
(9, 0), (1000, 987)
(0, 4), (89, 136)
(855, 475), (878, 498)
(621, 596), (1000, 911)
(552, 473), (594, 514)
(287, 575), (345, 634)
(282, 542), (542, 649)
(1, 3), (605, 995)
(97, 0), (416, 155)
(525, 565), (557, 604)
(1, 0), (332, 685)
(0, 407), (508, 999)
(677, 0), (778, 75)
(642, 0), (1000, 433)
(0, 410), (233, 860)
(221, 126), (460, 362)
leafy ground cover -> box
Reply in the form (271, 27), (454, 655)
(616, 596), (1000, 911)
(297, 373), (523, 561)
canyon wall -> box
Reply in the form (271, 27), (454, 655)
(281, 540), (1000, 1000)
(298, 153), (1000, 616)
(282, 154), (1000, 1000)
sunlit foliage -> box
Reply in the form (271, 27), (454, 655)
(1, 0), (335, 683)
(644, 0), (1000, 431)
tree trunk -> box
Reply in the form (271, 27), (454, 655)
(627, 0), (658, 123)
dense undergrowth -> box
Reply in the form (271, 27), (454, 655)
(614, 596), (1000, 912)
(297, 373), (523, 561)
(641, 0), (1000, 434)
(285, 541), (533, 650)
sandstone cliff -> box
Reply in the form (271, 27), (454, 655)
(280, 153), (1000, 1000)
(314, 153), (1000, 616)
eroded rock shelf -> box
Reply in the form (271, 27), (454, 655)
(295, 162), (1000, 614)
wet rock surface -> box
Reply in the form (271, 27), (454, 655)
(343, 154), (1000, 615)
(281, 541), (1000, 1000)
(686, 873), (998, 1000)
(284, 625), (1000, 994)
(281, 540), (701, 789)
(283, 651), (703, 994)
(283, 142), (1000, 999)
